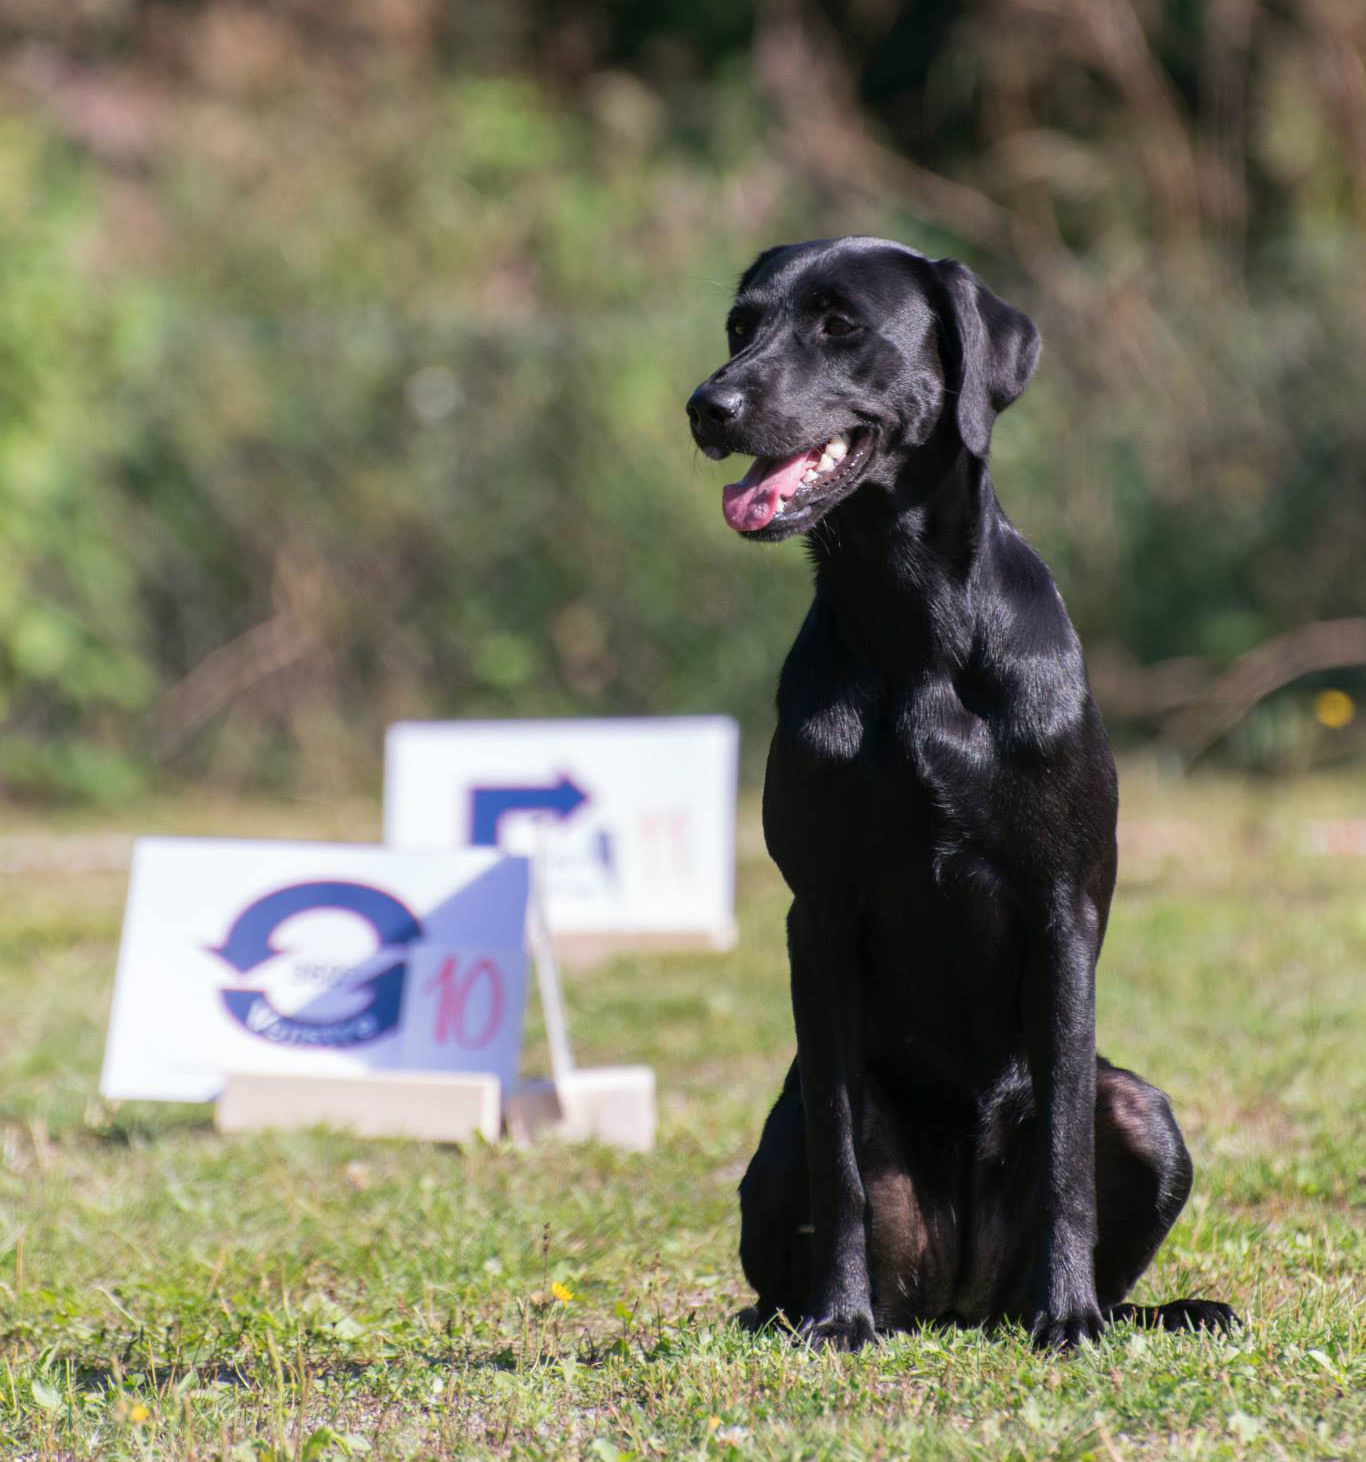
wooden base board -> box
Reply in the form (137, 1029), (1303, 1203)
(504, 1066), (657, 1151)
(215, 1069), (500, 1144)
(216, 1066), (656, 1152)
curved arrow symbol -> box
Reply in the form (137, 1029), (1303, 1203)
(209, 881), (422, 1048)
(469, 774), (589, 846)
(209, 881), (421, 973)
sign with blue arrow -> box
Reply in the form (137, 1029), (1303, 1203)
(100, 839), (530, 1103)
(384, 717), (740, 945)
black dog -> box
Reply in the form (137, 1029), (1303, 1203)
(686, 237), (1236, 1350)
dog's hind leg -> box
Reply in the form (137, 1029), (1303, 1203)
(738, 1061), (812, 1328)
(966, 1060), (1237, 1334)
(1094, 1062), (1238, 1333)
(861, 1078), (961, 1332)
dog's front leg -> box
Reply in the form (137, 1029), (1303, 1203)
(787, 898), (875, 1350)
(1023, 888), (1106, 1350)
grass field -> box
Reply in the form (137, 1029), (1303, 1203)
(1, 769), (1363, 1460)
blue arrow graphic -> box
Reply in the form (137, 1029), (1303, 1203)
(469, 774), (589, 846)
(209, 880), (422, 1048)
(209, 881), (421, 973)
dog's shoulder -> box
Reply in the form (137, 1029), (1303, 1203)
(964, 523), (1094, 756)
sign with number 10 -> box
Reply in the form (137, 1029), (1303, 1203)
(101, 839), (530, 1102)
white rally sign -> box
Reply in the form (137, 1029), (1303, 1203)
(101, 839), (529, 1102)
(383, 717), (739, 946)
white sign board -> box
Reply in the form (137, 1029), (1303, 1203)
(101, 839), (529, 1102)
(383, 717), (738, 945)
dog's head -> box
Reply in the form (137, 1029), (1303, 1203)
(686, 237), (1040, 540)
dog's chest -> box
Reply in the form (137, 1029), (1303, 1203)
(765, 654), (999, 891)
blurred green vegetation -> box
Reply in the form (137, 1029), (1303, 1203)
(1, 0), (1364, 799)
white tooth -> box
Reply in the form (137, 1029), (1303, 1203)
(774, 500), (786, 515)
(818, 453), (835, 473)
(801, 470), (818, 484)
(828, 438), (848, 461)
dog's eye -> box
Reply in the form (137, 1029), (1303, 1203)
(728, 319), (748, 340)
(823, 316), (858, 337)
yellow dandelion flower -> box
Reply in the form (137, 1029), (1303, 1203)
(707, 1416), (721, 1432)
(128, 1403), (149, 1424)
(551, 1281), (574, 1304)
(1315, 689), (1356, 730)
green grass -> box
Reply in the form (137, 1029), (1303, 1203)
(1, 770), (1363, 1460)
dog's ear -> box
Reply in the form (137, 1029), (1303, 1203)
(737, 245), (787, 293)
(933, 258), (1040, 458)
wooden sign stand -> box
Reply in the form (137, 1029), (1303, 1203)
(501, 846), (656, 1150)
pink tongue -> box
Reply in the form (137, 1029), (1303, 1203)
(722, 448), (822, 532)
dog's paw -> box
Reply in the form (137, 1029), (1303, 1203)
(1153, 1299), (1240, 1334)
(1028, 1303), (1106, 1352)
(796, 1308), (876, 1352)
(1106, 1298), (1240, 1334)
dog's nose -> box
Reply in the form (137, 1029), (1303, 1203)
(686, 383), (745, 432)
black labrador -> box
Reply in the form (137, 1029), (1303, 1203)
(685, 236), (1236, 1351)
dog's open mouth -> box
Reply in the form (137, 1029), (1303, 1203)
(721, 427), (876, 534)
